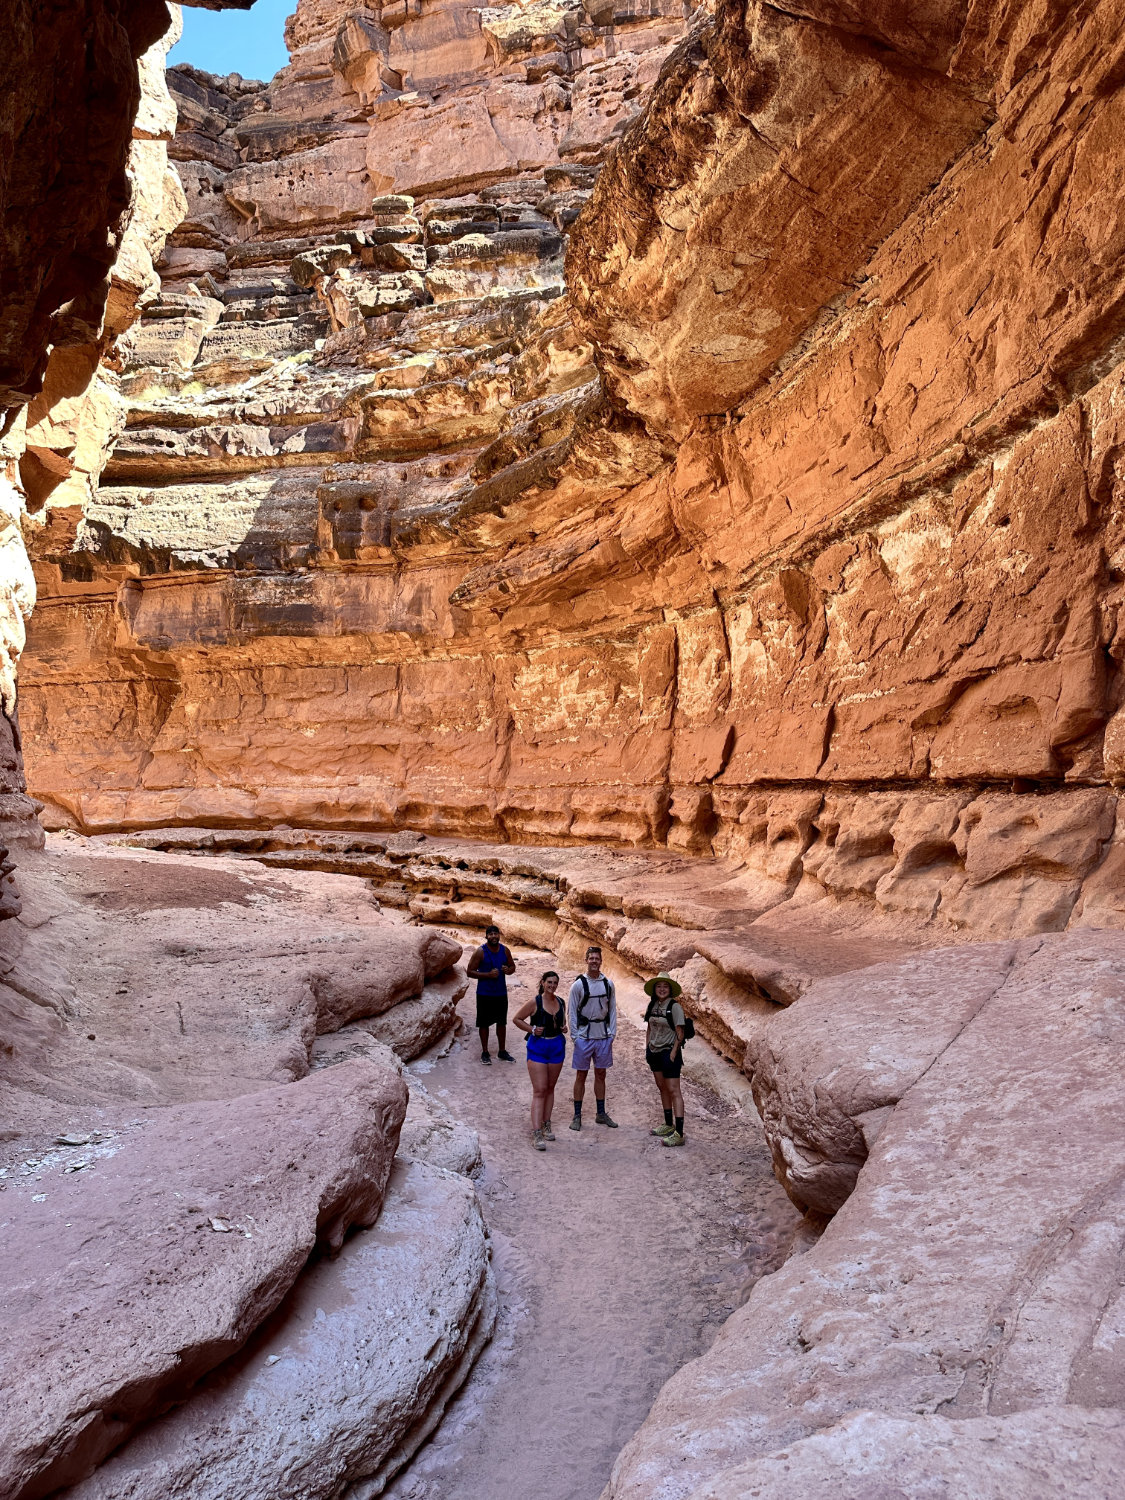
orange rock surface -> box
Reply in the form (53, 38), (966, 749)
(17, 0), (1125, 950)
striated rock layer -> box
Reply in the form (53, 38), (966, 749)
(16, 0), (1125, 951)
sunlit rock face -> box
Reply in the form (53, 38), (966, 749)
(18, 0), (1125, 942)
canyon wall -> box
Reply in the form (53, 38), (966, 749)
(18, 0), (1125, 945)
(0, 0), (269, 870)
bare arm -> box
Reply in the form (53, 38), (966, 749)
(512, 999), (537, 1034)
(502, 949), (516, 975)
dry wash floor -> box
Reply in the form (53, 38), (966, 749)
(386, 942), (800, 1500)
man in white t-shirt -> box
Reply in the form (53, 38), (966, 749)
(567, 944), (617, 1130)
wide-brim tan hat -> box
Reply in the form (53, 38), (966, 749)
(643, 972), (682, 999)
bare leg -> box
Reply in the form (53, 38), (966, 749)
(528, 1060), (550, 1129)
(544, 1060), (563, 1125)
(668, 1077), (684, 1118)
(573, 1067), (588, 1101)
(497, 1024), (507, 1053)
(478, 1026), (491, 1053)
(654, 1073), (672, 1112)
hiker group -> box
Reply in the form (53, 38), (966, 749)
(467, 925), (692, 1152)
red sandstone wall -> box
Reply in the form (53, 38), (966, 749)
(17, 0), (1125, 938)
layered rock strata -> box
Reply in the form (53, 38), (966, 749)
(68, 1158), (495, 1500)
(0, 3), (263, 869)
(16, 0), (1125, 958)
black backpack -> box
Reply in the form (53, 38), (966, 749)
(576, 973), (614, 1029)
(644, 993), (695, 1042)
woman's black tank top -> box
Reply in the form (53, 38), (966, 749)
(531, 995), (563, 1038)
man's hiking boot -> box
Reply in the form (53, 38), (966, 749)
(650, 1122), (675, 1137)
(569, 1117), (581, 1131)
(480, 1050), (492, 1065)
(595, 1111), (618, 1128)
(497, 1050), (515, 1062)
(542, 1121), (556, 1141)
(661, 1130), (684, 1147)
(532, 1129), (547, 1151)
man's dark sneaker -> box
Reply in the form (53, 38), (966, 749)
(569, 1117), (582, 1131)
(481, 1050), (492, 1065)
(497, 1050), (515, 1062)
(595, 1111), (618, 1128)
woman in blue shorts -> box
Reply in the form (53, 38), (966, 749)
(513, 971), (568, 1151)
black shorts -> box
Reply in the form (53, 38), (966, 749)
(647, 1047), (682, 1079)
(476, 993), (508, 1028)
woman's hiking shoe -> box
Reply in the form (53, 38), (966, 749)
(532, 1129), (547, 1151)
(480, 1050), (492, 1065)
(497, 1050), (515, 1062)
(542, 1121), (556, 1141)
(595, 1111), (618, 1128)
(650, 1122), (675, 1137)
(661, 1130), (685, 1147)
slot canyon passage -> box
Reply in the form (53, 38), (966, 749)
(2, 0), (1125, 1494)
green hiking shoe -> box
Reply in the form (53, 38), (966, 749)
(661, 1130), (684, 1148)
(650, 1122), (675, 1137)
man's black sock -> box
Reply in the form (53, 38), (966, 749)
(675, 1116), (684, 1137)
(573, 1099), (582, 1118)
(663, 1108), (674, 1127)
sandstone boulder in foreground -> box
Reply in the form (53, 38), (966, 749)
(0, 1058), (407, 1500)
(746, 942), (1022, 1214)
(604, 931), (1125, 1498)
(307, 928), (462, 1034)
(66, 1159), (495, 1500)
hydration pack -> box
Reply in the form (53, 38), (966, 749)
(576, 973), (614, 1029)
(643, 994), (695, 1042)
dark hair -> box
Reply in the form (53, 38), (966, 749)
(485, 925), (500, 936)
(537, 970), (560, 999)
(586, 945), (602, 956)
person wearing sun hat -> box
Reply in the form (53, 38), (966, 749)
(643, 972), (687, 1146)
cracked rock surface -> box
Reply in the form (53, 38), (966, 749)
(604, 929), (1125, 1499)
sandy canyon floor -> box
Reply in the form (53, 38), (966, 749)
(387, 945), (799, 1500)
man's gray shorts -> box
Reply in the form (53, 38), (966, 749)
(572, 1037), (613, 1071)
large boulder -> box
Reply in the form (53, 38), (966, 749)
(745, 942), (1021, 1214)
(0, 1058), (407, 1500)
(66, 1159), (495, 1500)
(307, 928), (462, 1034)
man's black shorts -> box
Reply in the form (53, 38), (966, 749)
(476, 993), (508, 1028)
(646, 1046), (682, 1078)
